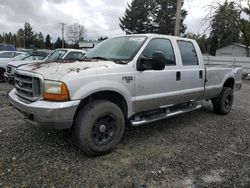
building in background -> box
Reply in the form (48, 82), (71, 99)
(216, 43), (250, 57)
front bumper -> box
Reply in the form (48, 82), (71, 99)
(4, 72), (14, 84)
(9, 89), (81, 129)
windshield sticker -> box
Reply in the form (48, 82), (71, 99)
(128, 37), (145, 42)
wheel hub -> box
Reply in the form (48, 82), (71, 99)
(91, 114), (117, 146)
(99, 124), (107, 133)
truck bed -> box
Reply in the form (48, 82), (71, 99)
(204, 64), (242, 99)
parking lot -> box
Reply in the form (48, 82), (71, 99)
(0, 81), (249, 187)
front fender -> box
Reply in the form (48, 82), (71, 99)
(70, 80), (134, 118)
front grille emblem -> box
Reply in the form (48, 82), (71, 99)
(18, 81), (23, 87)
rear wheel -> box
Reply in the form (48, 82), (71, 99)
(0, 68), (5, 82)
(212, 87), (234, 115)
(73, 100), (125, 156)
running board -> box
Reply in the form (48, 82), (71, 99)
(130, 104), (202, 126)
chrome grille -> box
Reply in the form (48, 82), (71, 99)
(14, 70), (42, 101)
(7, 66), (12, 74)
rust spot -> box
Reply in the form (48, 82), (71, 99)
(67, 67), (89, 73)
(29, 60), (74, 70)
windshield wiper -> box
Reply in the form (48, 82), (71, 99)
(89, 56), (110, 61)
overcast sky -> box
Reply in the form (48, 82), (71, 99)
(0, 0), (229, 41)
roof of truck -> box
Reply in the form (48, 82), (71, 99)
(55, 48), (86, 53)
(111, 34), (195, 42)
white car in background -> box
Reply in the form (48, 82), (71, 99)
(0, 51), (27, 82)
(0, 51), (25, 60)
(4, 49), (86, 84)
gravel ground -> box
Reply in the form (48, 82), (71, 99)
(0, 81), (249, 187)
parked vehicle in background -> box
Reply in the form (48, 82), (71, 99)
(0, 51), (25, 60)
(4, 49), (86, 84)
(0, 51), (27, 82)
(4, 52), (48, 83)
(0, 44), (16, 51)
(8, 34), (242, 156)
(44, 48), (86, 61)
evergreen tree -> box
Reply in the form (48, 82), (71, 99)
(209, 1), (240, 55)
(154, 0), (187, 35)
(16, 28), (25, 47)
(54, 37), (67, 49)
(45, 34), (52, 49)
(24, 22), (35, 48)
(119, 0), (154, 34)
(33, 32), (45, 49)
(119, 0), (187, 35)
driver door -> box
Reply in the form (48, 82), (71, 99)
(134, 38), (181, 113)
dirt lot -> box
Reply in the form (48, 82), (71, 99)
(0, 82), (249, 187)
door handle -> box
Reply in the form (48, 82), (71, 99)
(199, 70), (203, 79)
(176, 71), (181, 81)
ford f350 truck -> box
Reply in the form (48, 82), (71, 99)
(9, 34), (242, 156)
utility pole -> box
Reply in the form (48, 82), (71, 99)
(3, 32), (5, 44)
(174, 0), (182, 36)
(59, 23), (66, 48)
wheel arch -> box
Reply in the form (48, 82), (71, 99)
(223, 77), (235, 90)
(74, 90), (130, 120)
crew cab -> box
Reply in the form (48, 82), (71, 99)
(4, 49), (86, 84)
(9, 34), (242, 156)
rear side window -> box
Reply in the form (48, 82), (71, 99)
(65, 52), (84, 60)
(142, 38), (176, 65)
(177, 41), (199, 66)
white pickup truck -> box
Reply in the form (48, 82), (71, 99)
(9, 34), (242, 156)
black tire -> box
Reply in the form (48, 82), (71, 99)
(212, 87), (234, 115)
(0, 68), (5, 83)
(73, 100), (125, 156)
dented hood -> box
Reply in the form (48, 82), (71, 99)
(17, 60), (124, 81)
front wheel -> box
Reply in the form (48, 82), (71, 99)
(73, 100), (125, 156)
(212, 87), (234, 115)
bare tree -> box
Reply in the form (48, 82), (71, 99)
(67, 23), (86, 44)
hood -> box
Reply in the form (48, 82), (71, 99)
(0, 58), (11, 63)
(17, 60), (127, 81)
(9, 60), (42, 68)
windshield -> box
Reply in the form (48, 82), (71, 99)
(85, 36), (147, 61)
(45, 50), (67, 61)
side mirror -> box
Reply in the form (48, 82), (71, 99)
(137, 51), (166, 71)
(151, 51), (166, 70)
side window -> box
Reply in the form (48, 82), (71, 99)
(75, 52), (85, 59)
(0, 52), (14, 58)
(37, 56), (45, 60)
(142, 38), (176, 65)
(177, 41), (199, 66)
(65, 52), (84, 60)
(15, 52), (23, 57)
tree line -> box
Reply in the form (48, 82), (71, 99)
(0, 22), (92, 50)
(0, 22), (54, 49)
(120, 0), (250, 56)
(1, 0), (249, 55)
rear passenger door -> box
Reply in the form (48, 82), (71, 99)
(177, 40), (205, 101)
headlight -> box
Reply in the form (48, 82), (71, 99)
(43, 80), (70, 101)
